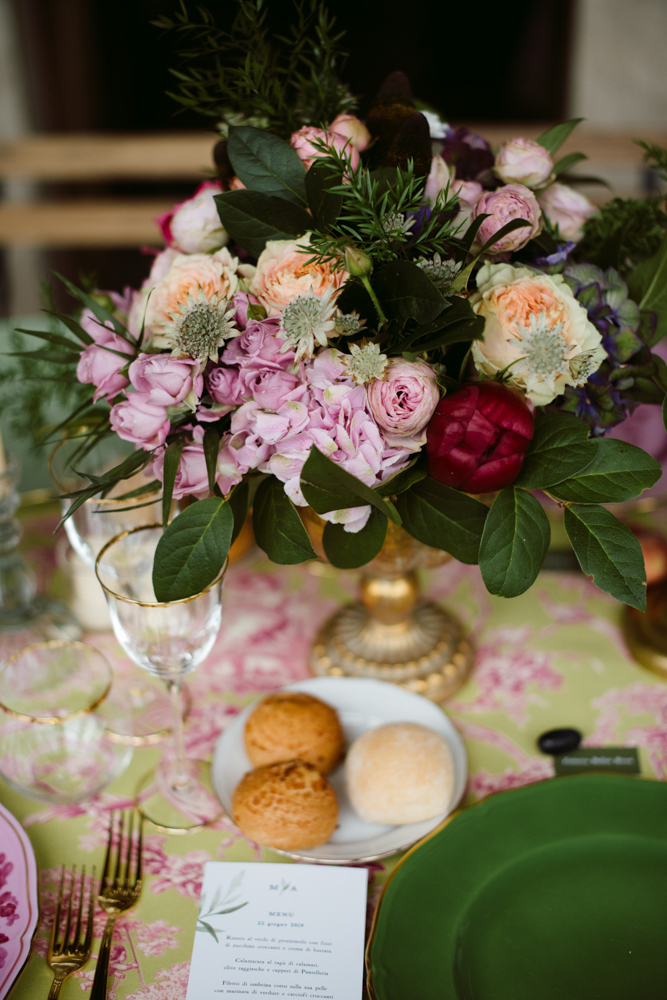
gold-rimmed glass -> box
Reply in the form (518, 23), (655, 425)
(50, 436), (184, 746)
(95, 525), (225, 831)
(0, 640), (133, 802)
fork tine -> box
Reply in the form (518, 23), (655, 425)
(62, 866), (76, 946)
(73, 865), (85, 946)
(123, 809), (134, 888)
(50, 865), (65, 952)
(113, 811), (124, 886)
(83, 866), (96, 951)
(135, 810), (143, 886)
(101, 812), (114, 889)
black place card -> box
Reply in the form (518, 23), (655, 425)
(554, 747), (641, 776)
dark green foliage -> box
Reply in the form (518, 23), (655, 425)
(152, 0), (355, 137)
(575, 196), (667, 278)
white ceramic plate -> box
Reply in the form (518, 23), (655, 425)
(0, 801), (39, 1000)
(212, 676), (468, 863)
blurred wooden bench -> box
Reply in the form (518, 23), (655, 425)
(0, 127), (665, 248)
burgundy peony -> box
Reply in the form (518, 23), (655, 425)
(426, 381), (534, 493)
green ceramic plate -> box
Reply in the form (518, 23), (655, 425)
(368, 775), (667, 1000)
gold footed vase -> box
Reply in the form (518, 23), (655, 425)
(302, 510), (474, 703)
(624, 579), (667, 679)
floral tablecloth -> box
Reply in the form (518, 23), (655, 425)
(2, 508), (667, 999)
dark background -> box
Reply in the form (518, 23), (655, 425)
(6, 0), (575, 306)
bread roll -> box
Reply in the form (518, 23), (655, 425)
(232, 760), (338, 850)
(244, 692), (344, 773)
(346, 722), (454, 825)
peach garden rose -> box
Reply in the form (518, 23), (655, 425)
(250, 235), (348, 317)
(470, 262), (606, 406)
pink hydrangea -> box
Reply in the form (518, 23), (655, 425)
(151, 426), (246, 499)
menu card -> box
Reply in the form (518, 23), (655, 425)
(186, 862), (368, 1000)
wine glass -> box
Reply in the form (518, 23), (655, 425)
(50, 436), (183, 745)
(95, 524), (225, 831)
(0, 640), (132, 802)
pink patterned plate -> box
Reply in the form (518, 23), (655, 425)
(0, 801), (39, 999)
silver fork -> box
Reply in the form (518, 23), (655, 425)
(90, 810), (143, 999)
(47, 864), (96, 999)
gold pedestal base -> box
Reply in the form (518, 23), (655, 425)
(310, 597), (473, 703)
(623, 580), (667, 680)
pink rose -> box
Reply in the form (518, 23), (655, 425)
(157, 181), (228, 254)
(207, 365), (245, 407)
(128, 354), (203, 408)
(424, 155), (452, 206)
(367, 358), (440, 449)
(328, 114), (371, 152)
(538, 182), (597, 241)
(77, 326), (131, 403)
(494, 138), (553, 188)
(472, 184), (542, 254)
(251, 236), (347, 318)
(222, 314), (293, 370)
(290, 126), (360, 172)
(452, 179), (483, 228)
(241, 368), (302, 410)
(110, 394), (170, 448)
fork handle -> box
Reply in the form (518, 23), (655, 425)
(48, 973), (67, 999)
(90, 915), (118, 1000)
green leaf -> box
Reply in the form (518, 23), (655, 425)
(152, 497), (233, 601)
(300, 446), (401, 525)
(197, 920), (219, 943)
(12, 326), (82, 352)
(401, 296), (484, 352)
(479, 488), (550, 598)
(305, 157), (343, 230)
(549, 439), (661, 503)
(227, 126), (307, 204)
(394, 477), (488, 564)
(628, 231), (667, 345)
(322, 508), (388, 569)
(203, 428), (220, 496)
(214, 190), (312, 258)
(252, 476), (316, 564)
(212, 903), (248, 916)
(552, 151), (588, 176)
(564, 504), (646, 610)
(374, 260), (446, 332)
(54, 272), (136, 347)
(536, 118), (585, 156)
(228, 480), (250, 546)
(514, 411), (596, 490)
(162, 436), (185, 527)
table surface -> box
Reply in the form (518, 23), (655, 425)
(3, 509), (667, 1000)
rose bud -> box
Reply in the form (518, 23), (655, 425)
(426, 381), (535, 493)
(494, 137), (553, 188)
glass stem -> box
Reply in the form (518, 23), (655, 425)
(167, 678), (189, 790)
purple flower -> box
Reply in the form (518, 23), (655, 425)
(128, 353), (203, 408)
(110, 394), (170, 448)
(438, 127), (494, 181)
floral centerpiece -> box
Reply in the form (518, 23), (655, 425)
(8, 1), (667, 612)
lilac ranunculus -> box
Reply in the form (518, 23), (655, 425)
(128, 353), (203, 408)
(110, 394), (170, 448)
(367, 358), (440, 450)
(472, 184), (542, 254)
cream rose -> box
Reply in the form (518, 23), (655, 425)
(143, 248), (254, 337)
(251, 235), (348, 317)
(494, 138), (553, 188)
(539, 182), (597, 241)
(470, 262), (606, 406)
(424, 155), (452, 206)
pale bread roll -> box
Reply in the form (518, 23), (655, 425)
(244, 692), (344, 773)
(346, 722), (454, 825)
(232, 760), (338, 850)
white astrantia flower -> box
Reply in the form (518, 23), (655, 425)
(343, 342), (389, 385)
(514, 311), (570, 386)
(416, 253), (462, 291)
(421, 109), (450, 139)
(279, 288), (337, 363)
(164, 290), (238, 362)
(381, 212), (414, 237)
(334, 310), (366, 337)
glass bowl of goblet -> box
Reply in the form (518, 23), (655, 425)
(50, 435), (184, 745)
(95, 524), (225, 831)
(0, 640), (133, 802)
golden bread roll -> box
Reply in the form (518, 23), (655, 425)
(232, 760), (339, 850)
(346, 722), (454, 825)
(244, 691), (344, 773)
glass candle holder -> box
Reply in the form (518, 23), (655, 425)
(0, 640), (133, 802)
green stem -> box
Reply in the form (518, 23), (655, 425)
(360, 275), (389, 330)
